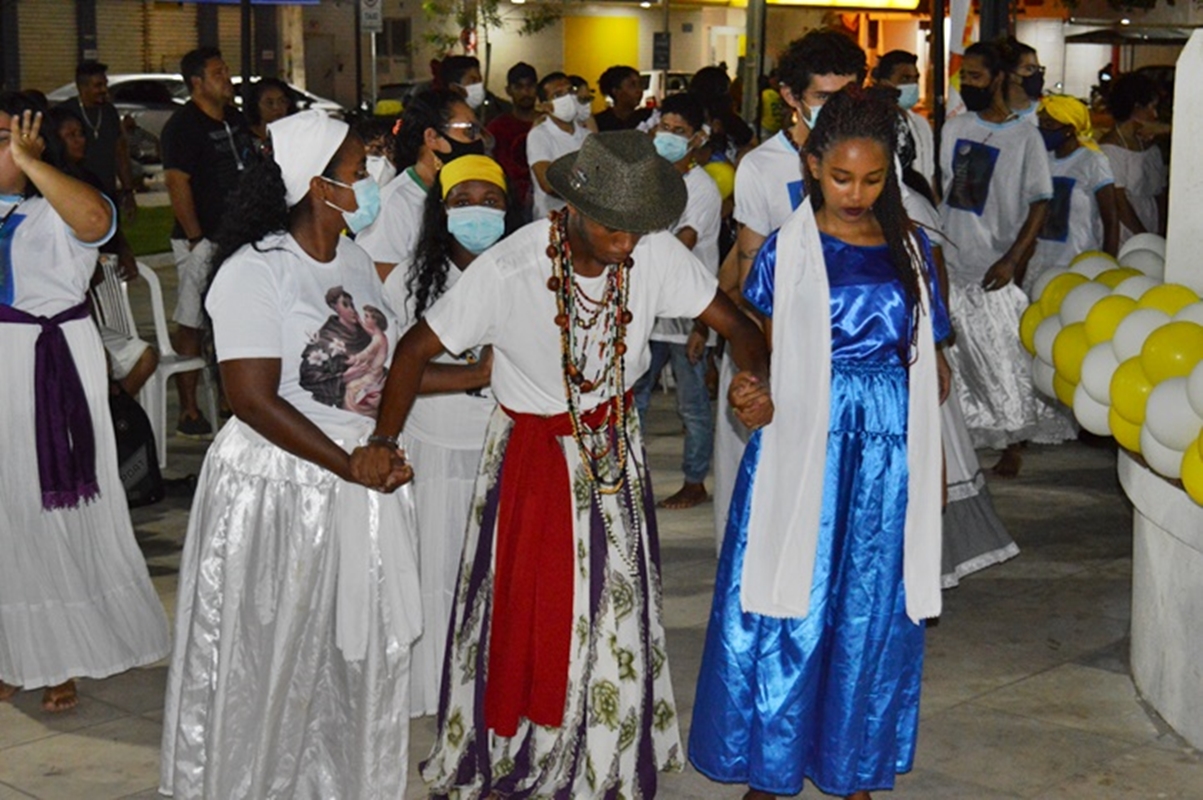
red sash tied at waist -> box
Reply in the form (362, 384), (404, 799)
(485, 392), (630, 737)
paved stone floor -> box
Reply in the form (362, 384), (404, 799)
(2, 262), (1202, 797)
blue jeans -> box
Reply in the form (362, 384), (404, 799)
(634, 341), (714, 484)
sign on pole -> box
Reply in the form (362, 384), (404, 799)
(361, 0), (383, 34)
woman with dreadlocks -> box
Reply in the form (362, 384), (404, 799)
(689, 86), (951, 800)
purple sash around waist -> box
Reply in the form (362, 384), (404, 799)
(0, 300), (100, 510)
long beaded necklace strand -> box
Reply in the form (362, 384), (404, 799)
(547, 210), (644, 574)
(546, 209), (633, 495)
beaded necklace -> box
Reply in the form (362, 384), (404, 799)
(546, 209), (634, 496)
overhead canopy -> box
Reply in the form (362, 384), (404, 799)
(1065, 26), (1193, 45)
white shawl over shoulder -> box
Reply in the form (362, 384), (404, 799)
(740, 202), (943, 624)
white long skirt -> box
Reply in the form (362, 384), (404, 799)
(946, 280), (1076, 450)
(405, 434), (481, 718)
(160, 419), (419, 799)
(0, 317), (169, 689)
(940, 390), (1019, 587)
(712, 350), (750, 554)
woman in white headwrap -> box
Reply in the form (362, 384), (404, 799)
(159, 110), (447, 798)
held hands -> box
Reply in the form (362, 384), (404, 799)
(981, 256), (1017, 292)
(729, 370), (774, 430)
(348, 443), (414, 493)
(7, 110), (45, 171)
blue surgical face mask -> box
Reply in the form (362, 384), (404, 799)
(897, 83), (920, 110)
(447, 205), (506, 254)
(653, 131), (691, 163)
(323, 176), (381, 234)
(803, 101), (823, 129)
(1040, 126), (1072, 152)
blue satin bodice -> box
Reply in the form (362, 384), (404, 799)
(743, 229), (950, 362)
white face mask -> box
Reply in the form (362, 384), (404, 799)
(551, 94), (578, 123)
(365, 154), (396, 187)
(461, 82), (485, 109)
(575, 98), (593, 123)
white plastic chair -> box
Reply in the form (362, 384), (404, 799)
(90, 257), (219, 468)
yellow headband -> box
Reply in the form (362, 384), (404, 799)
(440, 155), (507, 199)
(1040, 94), (1100, 153)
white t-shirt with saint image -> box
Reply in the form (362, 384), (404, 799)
(206, 232), (398, 436)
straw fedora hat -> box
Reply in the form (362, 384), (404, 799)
(546, 130), (686, 234)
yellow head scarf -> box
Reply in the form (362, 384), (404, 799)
(439, 154), (507, 199)
(1040, 95), (1101, 153)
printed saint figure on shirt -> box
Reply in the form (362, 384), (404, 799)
(299, 285), (386, 415)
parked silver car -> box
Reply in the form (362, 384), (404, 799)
(47, 73), (344, 149)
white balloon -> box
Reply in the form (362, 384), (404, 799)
(1111, 308), (1171, 362)
(1188, 362), (1203, 419)
(1111, 274), (1160, 300)
(1029, 267), (1069, 303)
(1060, 282), (1112, 326)
(1173, 302), (1203, 327)
(1032, 357), (1056, 399)
(1080, 343), (1120, 405)
(1121, 248), (1166, 280)
(1034, 316), (1064, 364)
(1140, 424), (1184, 480)
(1068, 254), (1116, 280)
(1119, 232), (1167, 261)
(1073, 383), (1112, 436)
(1145, 378), (1203, 451)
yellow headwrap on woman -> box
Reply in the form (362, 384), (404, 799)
(1040, 94), (1101, 153)
(440, 154), (507, 199)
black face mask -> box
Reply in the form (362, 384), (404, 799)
(1022, 72), (1045, 100)
(439, 133), (486, 162)
(1040, 126), (1072, 152)
(961, 84), (995, 113)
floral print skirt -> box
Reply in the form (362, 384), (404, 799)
(421, 405), (682, 799)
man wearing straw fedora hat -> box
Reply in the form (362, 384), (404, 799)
(353, 130), (772, 798)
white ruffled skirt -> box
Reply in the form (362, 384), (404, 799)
(160, 418), (420, 799)
(0, 317), (169, 689)
(405, 434), (482, 718)
(946, 280), (1076, 450)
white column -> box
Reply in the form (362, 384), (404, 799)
(1164, 30), (1203, 292)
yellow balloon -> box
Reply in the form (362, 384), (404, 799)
(1071, 249), (1117, 267)
(1020, 304), (1045, 355)
(1109, 407), (1142, 453)
(1084, 295), (1137, 346)
(1140, 321), (1203, 384)
(1137, 284), (1200, 317)
(1095, 267), (1142, 288)
(1039, 273), (1089, 317)
(1110, 357), (1155, 424)
(1053, 373), (1077, 406)
(1182, 440), (1203, 505)
(702, 161), (736, 200)
(1053, 322), (1090, 384)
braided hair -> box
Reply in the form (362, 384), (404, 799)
(407, 171), (524, 319)
(803, 85), (927, 351)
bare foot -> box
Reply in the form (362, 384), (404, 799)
(41, 680), (78, 713)
(658, 482), (708, 509)
(0, 680), (18, 702)
(991, 445), (1023, 478)
(846, 792), (873, 800)
(743, 791), (777, 800)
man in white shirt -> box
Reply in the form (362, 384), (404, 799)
(634, 93), (723, 509)
(527, 72), (589, 220)
(872, 50), (935, 195)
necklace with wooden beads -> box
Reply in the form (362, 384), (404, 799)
(546, 209), (634, 495)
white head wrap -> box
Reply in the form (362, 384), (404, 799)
(269, 109), (350, 207)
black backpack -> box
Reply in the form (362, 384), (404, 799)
(108, 385), (164, 507)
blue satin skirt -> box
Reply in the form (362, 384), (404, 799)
(688, 362), (925, 797)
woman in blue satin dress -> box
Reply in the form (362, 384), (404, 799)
(689, 87), (952, 799)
